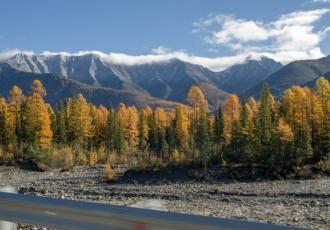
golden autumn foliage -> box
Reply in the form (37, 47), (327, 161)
(103, 164), (118, 182)
(0, 79), (328, 174)
(316, 76), (330, 114)
(171, 149), (186, 166)
(223, 94), (240, 141)
(174, 105), (189, 149)
(0, 97), (10, 145)
(155, 107), (169, 129)
(282, 86), (314, 132)
(23, 80), (53, 149)
(140, 107), (151, 138)
(241, 102), (254, 137)
(95, 105), (109, 144)
(117, 103), (127, 125)
(66, 94), (93, 145)
(89, 151), (98, 165)
(7, 86), (24, 141)
(248, 97), (258, 115)
(118, 104), (139, 146)
(276, 118), (294, 142)
(187, 86), (208, 112)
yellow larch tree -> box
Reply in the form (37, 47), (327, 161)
(23, 80), (53, 148)
(140, 107), (152, 138)
(315, 77), (330, 158)
(117, 104), (139, 147)
(187, 86), (208, 113)
(173, 105), (189, 149)
(117, 103), (128, 127)
(282, 86), (310, 132)
(95, 105), (109, 144)
(66, 94), (93, 145)
(187, 86), (208, 148)
(125, 106), (139, 147)
(281, 86), (313, 159)
(316, 76), (330, 118)
(0, 97), (10, 146)
(7, 86), (24, 142)
(248, 97), (258, 116)
(276, 118), (294, 142)
(154, 107), (169, 129)
(223, 94), (241, 142)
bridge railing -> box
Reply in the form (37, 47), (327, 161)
(0, 192), (303, 230)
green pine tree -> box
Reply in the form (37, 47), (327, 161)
(214, 105), (224, 143)
(256, 84), (276, 164)
(258, 84), (274, 144)
(196, 108), (210, 173)
(55, 101), (67, 144)
(138, 111), (147, 150)
(0, 97), (9, 146)
(147, 112), (158, 152)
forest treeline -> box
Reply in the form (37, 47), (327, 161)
(0, 77), (329, 175)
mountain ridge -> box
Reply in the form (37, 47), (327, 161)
(4, 52), (328, 107)
(215, 57), (283, 94)
(0, 63), (179, 109)
(245, 55), (330, 98)
(1, 52), (284, 106)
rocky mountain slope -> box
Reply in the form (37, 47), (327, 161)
(1, 53), (283, 106)
(0, 63), (177, 109)
(246, 55), (330, 98)
(215, 57), (282, 94)
(2, 52), (328, 106)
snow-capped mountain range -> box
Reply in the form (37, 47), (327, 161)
(0, 51), (328, 108)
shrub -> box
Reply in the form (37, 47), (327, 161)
(97, 145), (108, 163)
(26, 145), (52, 161)
(108, 152), (128, 165)
(0, 147), (3, 160)
(103, 164), (118, 182)
(89, 151), (98, 165)
(134, 152), (164, 171)
(76, 151), (88, 165)
(315, 155), (330, 173)
(171, 149), (186, 167)
(32, 146), (74, 170)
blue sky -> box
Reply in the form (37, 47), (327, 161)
(0, 0), (329, 71)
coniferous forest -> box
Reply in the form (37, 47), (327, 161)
(0, 77), (329, 177)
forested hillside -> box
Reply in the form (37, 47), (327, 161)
(0, 77), (329, 177)
(0, 63), (178, 109)
(246, 55), (330, 99)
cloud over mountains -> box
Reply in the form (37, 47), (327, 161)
(0, 9), (329, 72)
(193, 8), (330, 64)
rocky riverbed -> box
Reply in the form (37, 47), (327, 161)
(0, 165), (329, 229)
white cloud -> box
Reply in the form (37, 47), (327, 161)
(1, 9), (329, 72)
(151, 46), (173, 55)
(193, 9), (330, 64)
(312, 0), (330, 3)
(0, 48), (257, 72)
(210, 17), (269, 44)
(0, 49), (34, 60)
(0, 43), (328, 72)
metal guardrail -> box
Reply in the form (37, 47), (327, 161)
(0, 192), (303, 230)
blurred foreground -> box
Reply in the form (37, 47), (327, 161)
(0, 165), (329, 229)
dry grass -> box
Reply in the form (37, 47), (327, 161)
(103, 164), (118, 182)
(89, 151), (98, 165)
(41, 147), (74, 170)
(108, 153), (128, 165)
(0, 146), (15, 162)
(171, 149), (186, 167)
